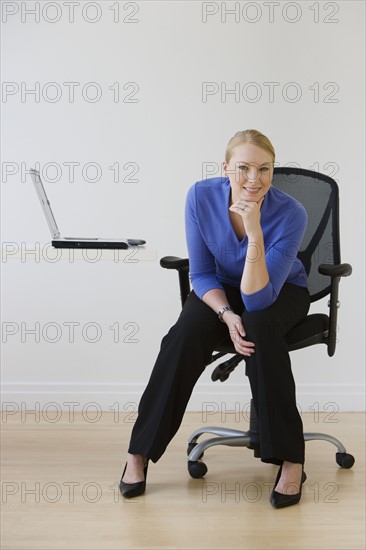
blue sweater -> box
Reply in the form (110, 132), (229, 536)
(185, 177), (308, 312)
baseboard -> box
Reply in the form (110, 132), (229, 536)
(1, 383), (364, 417)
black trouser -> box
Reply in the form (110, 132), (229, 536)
(128, 283), (311, 466)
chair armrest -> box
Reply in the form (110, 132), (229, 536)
(160, 256), (189, 270)
(318, 263), (352, 277)
(160, 256), (191, 307)
(317, 263), (352, 357)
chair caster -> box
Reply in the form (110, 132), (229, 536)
(187, 442), (204, 460)
(188, 460), (208, 479)
(211, 365), (231, 382)
(336, 452), (355, 469)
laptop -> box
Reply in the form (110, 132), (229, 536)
(30, 168), (146, 249)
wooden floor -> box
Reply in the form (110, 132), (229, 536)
(1, 410), (365, 550)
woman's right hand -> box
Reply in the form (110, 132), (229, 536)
(222, 311), (255, 357)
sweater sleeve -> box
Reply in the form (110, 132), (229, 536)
(241, 204), (308, 311)
(185, 184), (224, 298)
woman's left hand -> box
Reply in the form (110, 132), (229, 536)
(229, 196), (264, 238)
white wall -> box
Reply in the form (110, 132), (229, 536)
(1, 1), (365, 417)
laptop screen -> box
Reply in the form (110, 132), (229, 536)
(30, 169), (60, 239)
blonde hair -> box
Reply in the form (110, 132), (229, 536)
(225, 129), (275, 164)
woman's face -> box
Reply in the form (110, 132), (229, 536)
(222, 142), (274, 204)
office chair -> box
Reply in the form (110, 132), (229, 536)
(160, 167), (355, 479)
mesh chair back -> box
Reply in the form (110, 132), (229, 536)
(272, 168), (340, 302)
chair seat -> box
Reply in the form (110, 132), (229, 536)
(286, 313), (329, 350)
(215, 313), (329, 355)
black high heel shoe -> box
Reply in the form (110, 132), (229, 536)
(119, 461), (149, 498)
(270, 464), (306, 509)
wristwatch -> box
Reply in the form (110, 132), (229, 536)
(217, 306), (233, 322)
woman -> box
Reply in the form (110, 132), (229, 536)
(119, 129), (310, 508)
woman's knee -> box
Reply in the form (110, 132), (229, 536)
(171, 294), (227, 345)
(242, 308), (282, 339)
(171, 313), (225, 350)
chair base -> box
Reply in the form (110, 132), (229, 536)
(186, 400), (355, 477)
